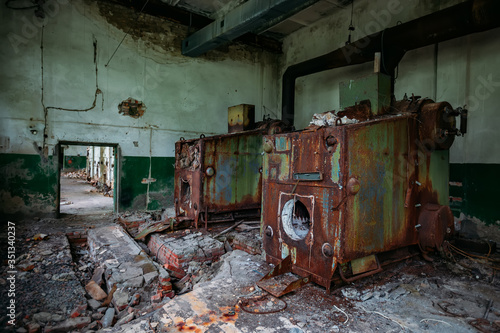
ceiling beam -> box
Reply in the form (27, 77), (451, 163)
(100, 0), (282, 54)
(182, 0), (320, 57)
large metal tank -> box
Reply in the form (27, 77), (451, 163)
(260, 91), (466, 291)
(174, 119), (291, 228)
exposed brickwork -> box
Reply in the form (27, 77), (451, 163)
(66, 230), (88, 244)
(148, 232), (224, 278)
(232, 233), (262, 255)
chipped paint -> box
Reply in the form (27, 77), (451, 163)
(331, 142), (341, 184)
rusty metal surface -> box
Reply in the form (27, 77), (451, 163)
(174, 120), (291, 226)
(261, 97), (461, 290)
(418, 203), (454, 252)
(256, 255), (311, 297)
(228, 104), (255, 133)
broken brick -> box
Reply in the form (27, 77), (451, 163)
(85, 280), (107, 301)
(70, 303), (87, 318)
(164, 264), (186, 279)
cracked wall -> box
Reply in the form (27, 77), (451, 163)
(0, 0), (280, 217)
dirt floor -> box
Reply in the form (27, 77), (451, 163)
(1, 175), (499, 332)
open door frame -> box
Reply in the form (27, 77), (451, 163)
(57, 141), (120, 217)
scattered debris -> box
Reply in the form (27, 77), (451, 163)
(2, 212), (499, 332)
(309, 110), (359, 127)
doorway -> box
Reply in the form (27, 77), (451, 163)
(57, 142), (119, 217)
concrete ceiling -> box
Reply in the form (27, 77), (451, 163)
(107, 0), (352, 53)
(162, 0), (352, 38)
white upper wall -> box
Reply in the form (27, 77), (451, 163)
(280, 0), (500, 164)
(0, 0), (280, 157)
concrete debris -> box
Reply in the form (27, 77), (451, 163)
(148, 231), (224, 279)
(32, 312), (52, 323)
(112, 289), (129, 311)
(88, 299), (101, 311)
(123, 276), (144, 288)
(309, 111), (359, 127)
(101, 308), (115, 328)
(84, 225), (176, 328)
(143, 271), (158, 285)
(91, 266), (105, 286)
(115, 312), (134, 326)
(3, 212), (500, 332)
(117, 209), (175, 239)
(232, 232), (263, 255)
(44, 317), (91, 332)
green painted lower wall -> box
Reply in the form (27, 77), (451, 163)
(0, 153), (176, 218)
(2, 152), (495, 226)
(119, 156), (175, 212)
(0, 153), (58, 219)
(63, 155), (87, 170)
(450, 163), (500, 225)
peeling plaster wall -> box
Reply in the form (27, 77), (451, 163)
(281, 0), (500, 226)
(0, 0), (280, 217)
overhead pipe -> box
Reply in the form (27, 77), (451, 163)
(281, 0), (500, 126)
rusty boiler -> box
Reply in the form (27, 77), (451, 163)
(174, 104), (291, 227)
(260, 73), (467, 293)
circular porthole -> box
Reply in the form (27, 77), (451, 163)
(281, 199), (311, 240)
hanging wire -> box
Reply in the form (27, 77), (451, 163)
(105, 0), (150, 67)
(345, 0), (355, 45)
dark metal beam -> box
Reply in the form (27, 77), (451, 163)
(100, 0), (282, 54)
(181, 0), (319, 57)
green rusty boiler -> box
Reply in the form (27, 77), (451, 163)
(174, 119), (291, 228)
(261, 90), (466, 292)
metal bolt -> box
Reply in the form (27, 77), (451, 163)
(415, 203), (421, 207)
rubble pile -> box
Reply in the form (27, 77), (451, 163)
(62, 170), (87, 179)
(231, 231), (263, 255)
(117, 210), (174, 239)
(0, 234), (88, 332)
(84, 226), (176, 329)
(88, 180), (113, 197)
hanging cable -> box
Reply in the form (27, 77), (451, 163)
(105, 0), (150, 67)
(345, 0), (355, 45)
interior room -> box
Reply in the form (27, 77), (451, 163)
(1, 0), (499, 331)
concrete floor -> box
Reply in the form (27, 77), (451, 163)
(60, 175), (114, 216)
